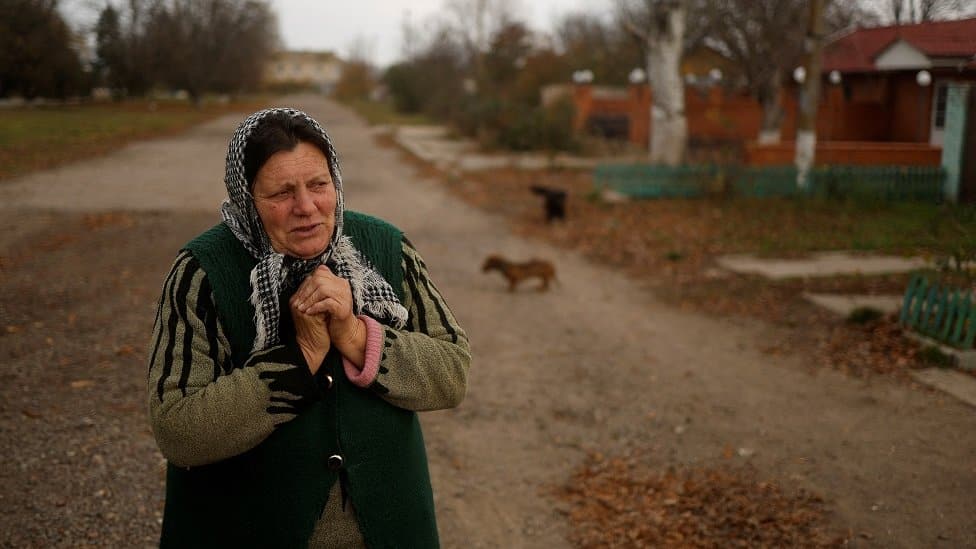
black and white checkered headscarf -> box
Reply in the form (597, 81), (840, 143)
(220, 108), (407, 352)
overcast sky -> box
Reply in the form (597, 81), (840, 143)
(269, 0), (613, 67)
(60, 0), (614, 68)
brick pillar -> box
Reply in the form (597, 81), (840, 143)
(629, 83), (651, 148)
(572, 84), (593, 133)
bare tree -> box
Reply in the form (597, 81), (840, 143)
(692, 1), (805, 144)
(866, 0), (975, 23)
(915, 0), (976, 20)
(384, 25), (466, 118)
(692, 0), (875, 145)
(345, 35), (377, 67)
(398, 11), (421, 61)
(444, 0), (522, 92)
(335, 35), (378, 101)
(554, 12), (644, 85)
(93, 4), (125, 92)
(618, 0), (688, 165)
(0, 0), (87, 98)
(445, 0), (520, 59)
(147, 0), (278, 103)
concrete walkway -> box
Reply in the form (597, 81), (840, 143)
(716, 251), (931, 279)
(803, 293), (905, 316)
(911, 369), (976, 408)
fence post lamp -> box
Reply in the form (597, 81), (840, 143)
(572, 70), (594, 84)
(628, 68), (646, 84)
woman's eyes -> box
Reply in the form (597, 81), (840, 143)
(265, 181), (329, 200)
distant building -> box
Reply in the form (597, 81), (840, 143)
(264, 50), (342, 94)
(567, 18), (976, 167)
(814, 16), (976, 146)
(747, 16), (976, 166)
(567, 45), (753, 147)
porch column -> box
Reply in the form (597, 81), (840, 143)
(941, 83), (972, 203)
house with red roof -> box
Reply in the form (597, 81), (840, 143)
(750, 16), (976, 167)
(569, 18), (976, 167)
(818, 16), (976, 145)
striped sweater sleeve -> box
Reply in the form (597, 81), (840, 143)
(147, 251), (321, 468)
(367, 237), (470, 411)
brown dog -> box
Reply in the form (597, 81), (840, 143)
(481, 254), (556, 292)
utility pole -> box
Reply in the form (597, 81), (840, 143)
(795, 0), (826, 189)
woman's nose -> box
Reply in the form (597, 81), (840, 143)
(292, 186), (317, 214)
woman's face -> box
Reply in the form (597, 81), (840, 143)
(252, 141), (337, 259)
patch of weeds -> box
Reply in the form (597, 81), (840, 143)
(846, 306), (884, 324)
(665, 250), (684, 262)
(918, 345), (955, 368)
(584, 186), (621, 208)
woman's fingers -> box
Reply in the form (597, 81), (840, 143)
(297, 284), (348, 314)
(303, 296), (342, 316)
(292, 266), (333, 305)
(288, 299), (331, 373)
(293, 266), (353, 318)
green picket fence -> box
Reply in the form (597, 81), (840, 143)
(594, 164), (947, 201)
(731, 166), (800, 197)
(900, 273), (976, 350)
(592, 164), (716, 198)
(811, 166), (946, 201)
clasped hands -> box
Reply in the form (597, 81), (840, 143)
(289, 265), (366, 373)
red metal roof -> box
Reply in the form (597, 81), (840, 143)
(822, 16), (976, 72)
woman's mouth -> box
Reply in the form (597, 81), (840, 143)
(291, 223), (321, 236)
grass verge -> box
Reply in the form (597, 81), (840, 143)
(338, 98), (432, 126)
(0, 97), (268, 181)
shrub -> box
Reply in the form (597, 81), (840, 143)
(452, 95), (577, 153)
(846, 306), (884, 325)
(334, 61), (375, 102)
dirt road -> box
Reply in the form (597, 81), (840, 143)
(1, 95), (974, 548)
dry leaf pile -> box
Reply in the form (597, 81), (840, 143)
(556, 453), (845, 548)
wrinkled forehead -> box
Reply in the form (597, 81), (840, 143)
(252, 143), (333, 189)
(225, 108), (341, 191)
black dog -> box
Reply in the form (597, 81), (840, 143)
(530, 185), (567, 223)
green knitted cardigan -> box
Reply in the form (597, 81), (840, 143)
(160, 211), (439, 548)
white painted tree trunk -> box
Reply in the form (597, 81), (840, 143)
(795, 130), (816, 188)
(795, 0), (825, 189)
(645, 6), (687, 165)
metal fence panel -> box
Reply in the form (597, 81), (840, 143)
(595, 163), (947, 202)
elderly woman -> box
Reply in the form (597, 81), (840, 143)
(147, 108), (470, 548)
